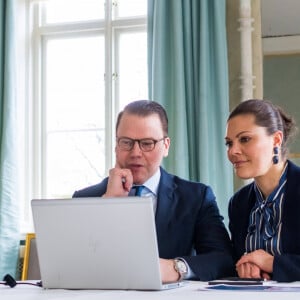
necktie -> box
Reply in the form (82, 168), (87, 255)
(134, 185), (143, 196)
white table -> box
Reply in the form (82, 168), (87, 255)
(1, 281), (300, 300)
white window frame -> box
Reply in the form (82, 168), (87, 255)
(18, 0), (147, 231)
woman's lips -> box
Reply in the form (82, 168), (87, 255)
(233, 160), (248, 168)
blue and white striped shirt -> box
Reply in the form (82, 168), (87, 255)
(245, 163), (288, 255)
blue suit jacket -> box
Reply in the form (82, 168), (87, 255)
(228, 160), (300, 282)
(73, 167), (234, 280)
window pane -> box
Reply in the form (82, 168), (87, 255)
(24, 0), (147, 232)
(46, 36), (104, 130)
(45, 35), (105, 197)
(43, 0), (105, 24)
(118, 31), (148, 109)
(115, 0), (147, 18)
(47, 131), (105, 197)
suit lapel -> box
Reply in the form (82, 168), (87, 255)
(154, 168), (178, 247)
(280, 161), (300, 252)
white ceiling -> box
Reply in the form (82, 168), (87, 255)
(261, 0), (300, 37)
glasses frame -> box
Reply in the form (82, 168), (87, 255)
(116, 137), (166, 152)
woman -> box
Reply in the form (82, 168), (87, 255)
(225, 99), (300, 282)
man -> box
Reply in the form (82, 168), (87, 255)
(73, 100), (234, 282)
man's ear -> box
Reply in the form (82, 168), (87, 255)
(163, 137), (171, 157)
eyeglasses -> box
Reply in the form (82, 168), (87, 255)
(117, 137), (166, 152)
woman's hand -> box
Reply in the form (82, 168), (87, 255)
(236, 249), (274, 279)
(236, 261), (261, 278)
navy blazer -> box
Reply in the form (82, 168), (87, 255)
(73, 167), (234, 280)
(228, 160), (300, 282)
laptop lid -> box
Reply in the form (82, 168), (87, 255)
(31, 197), (183, 290)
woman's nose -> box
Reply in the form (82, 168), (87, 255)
(228, 142), (241, 155)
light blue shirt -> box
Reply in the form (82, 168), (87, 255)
(138, 168), (160, 212)
(129, 168), (160, 212)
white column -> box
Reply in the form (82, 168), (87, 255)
(239, 0), (255, 101)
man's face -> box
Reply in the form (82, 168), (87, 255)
(115, 112), (170, 185)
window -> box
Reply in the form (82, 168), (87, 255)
(21, 0), (148, 231)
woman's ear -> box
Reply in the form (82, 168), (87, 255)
(273, 130), (283, 147)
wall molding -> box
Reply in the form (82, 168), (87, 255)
(263, 35), (300, 55)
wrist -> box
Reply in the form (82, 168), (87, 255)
(173, 258), (188, 281)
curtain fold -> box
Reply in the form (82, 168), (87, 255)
(0, 0), (20, 278)
(148, 0), (233, 221)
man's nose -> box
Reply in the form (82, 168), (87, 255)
(131, 140), (142, 152)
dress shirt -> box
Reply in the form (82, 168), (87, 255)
(129, 168), (160, 212)
(245, 163), (287, 255)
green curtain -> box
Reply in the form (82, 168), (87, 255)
(0, 0), (19, 278)
(148, 0), (233, 222)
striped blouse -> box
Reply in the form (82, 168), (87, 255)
(245, 163), (288, 255)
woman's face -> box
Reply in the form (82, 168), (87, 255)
(225, 114), (278, 180)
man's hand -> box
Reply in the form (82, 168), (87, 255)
(236, 249), (273, 279)
(103, 165), (133, 197)
(159, 258), (180, 283)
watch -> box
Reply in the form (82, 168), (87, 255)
(173, 258), (188, 280)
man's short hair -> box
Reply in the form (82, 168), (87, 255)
(116, 100), (168, 136)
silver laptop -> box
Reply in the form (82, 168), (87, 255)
(31, 197), (185, 290)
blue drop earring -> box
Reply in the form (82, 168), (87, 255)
(272, 146), (279, 164)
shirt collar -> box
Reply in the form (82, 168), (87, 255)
(254, 162), (288, 203)
(141, 168), (161, 196)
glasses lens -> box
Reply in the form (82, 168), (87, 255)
(140, 139), (155, 151)
(118, 138), (162, 151)
(118, 138), (133, 150)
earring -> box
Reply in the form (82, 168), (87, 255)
(272, 146), (279, 164)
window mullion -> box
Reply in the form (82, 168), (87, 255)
(40, 36), (48, 197)
(31, 3), (43, 199)
(104, 0), (114, 172)
(23, 0), (148, 232)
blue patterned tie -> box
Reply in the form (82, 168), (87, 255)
(134, 186), (143, 196)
